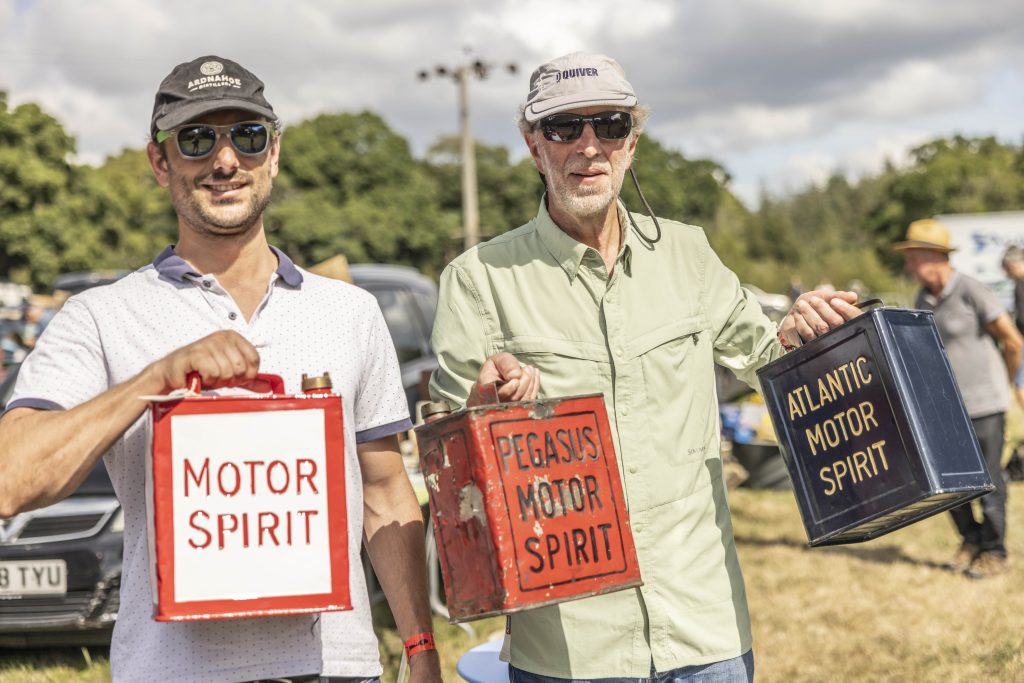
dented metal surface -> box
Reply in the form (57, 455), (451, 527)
(415, 394), (642, 622)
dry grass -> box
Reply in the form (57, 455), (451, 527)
(3, 484), (1022, 682)
(734, 483), (1024, 683)
(0, 648), (109, 682)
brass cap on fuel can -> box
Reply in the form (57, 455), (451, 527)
(302, 372), (333, 393)
(420, 400), (452, 423)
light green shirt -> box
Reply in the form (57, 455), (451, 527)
(430, 200), (783, 678)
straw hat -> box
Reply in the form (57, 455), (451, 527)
(893, 219), (956, 253)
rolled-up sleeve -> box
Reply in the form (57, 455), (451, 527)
(429, 263), (487, 409)
(703, 244), (784, 390)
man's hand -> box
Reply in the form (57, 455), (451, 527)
(778, 290), (862, 349)
(467, 352), (540, 407)
(143, 330), (262, 393)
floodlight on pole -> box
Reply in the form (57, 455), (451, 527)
(418, 53), (517, 250)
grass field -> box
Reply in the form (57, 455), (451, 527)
(3, 483), (1022, 682)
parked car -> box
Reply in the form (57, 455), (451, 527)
(53, 271), (130, 297)
(0, 263), (438, 646)
(349, 264), (438, 415)
(0, 365), (123, 647)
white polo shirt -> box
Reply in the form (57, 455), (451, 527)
(9, 246), (412, 683)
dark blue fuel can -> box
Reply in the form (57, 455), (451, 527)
(756, 307), (994, 546)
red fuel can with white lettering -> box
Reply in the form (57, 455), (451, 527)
(415, 392), (642, 622)
(147, 373), (351, 621)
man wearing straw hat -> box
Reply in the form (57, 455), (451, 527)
(896, 218), (1022, 579)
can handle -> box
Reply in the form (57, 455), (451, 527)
(185, 372), (286, 395)
(855, 298), (884, 312)
(479, 381), (500, 405)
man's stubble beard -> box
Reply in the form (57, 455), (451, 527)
(547, 160), (629, 220)
(169, 169), (273, 239)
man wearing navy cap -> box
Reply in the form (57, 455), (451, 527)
(430, 52), (861, 682)
(0, 56), (441, 683)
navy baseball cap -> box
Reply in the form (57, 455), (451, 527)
(150, 55), (277, 138)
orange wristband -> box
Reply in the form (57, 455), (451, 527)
(403, 631), (436, 658)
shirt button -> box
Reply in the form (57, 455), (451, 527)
(228, 312), (238, 321)
(629, 465), (638, 474)
(621, 406), (629, 416)
(614, 348), (623, 357)
(202, 280), (212, 288)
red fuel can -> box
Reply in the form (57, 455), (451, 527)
(415, 393), (642, 622)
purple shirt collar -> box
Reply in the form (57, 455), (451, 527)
(152, 245), (303, 287)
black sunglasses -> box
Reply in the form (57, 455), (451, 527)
(539, 111), (633, 142)
(155, 121), (275, 160)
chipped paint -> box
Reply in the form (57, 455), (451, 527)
(413, 393), (643, 621)
(457, 483), (486, 523)
(530, 401), (554, 419)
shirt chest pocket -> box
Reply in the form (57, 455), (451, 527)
(625, 316), (715, 427)
(624, 316), (707, 365)
(492, 337), (611, 400)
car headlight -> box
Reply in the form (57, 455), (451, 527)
(108, 508), (124, 533)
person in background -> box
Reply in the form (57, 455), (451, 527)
(1001, 244), (1024, 409)
(0, 55), (440, 682)
(787, 274), (805, 303)
(430, 51), (861, 683)
(896, 219), (1022, 579)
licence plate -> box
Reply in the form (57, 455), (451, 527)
(0, 559), (67, 597)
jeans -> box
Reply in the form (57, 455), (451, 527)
(950, 413), (1008, 556)
(508, 650), (754, 683)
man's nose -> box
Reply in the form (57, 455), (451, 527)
(211, 137), (240, 173)
(574, 123), (601, 157)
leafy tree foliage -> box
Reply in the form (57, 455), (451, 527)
(620, 135), (733, 229)
(0, 93), (81, 287)
(866, 136), (1024, 271)
(269, 112), (457, 275)
(2, 93), (1023, 303)
(424, 135), (540, 241)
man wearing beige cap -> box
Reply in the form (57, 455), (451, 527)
(896, 218), (1021, 579)
(430, 52), (861, 682)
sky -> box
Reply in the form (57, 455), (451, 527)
(2, 0), (1023, 209)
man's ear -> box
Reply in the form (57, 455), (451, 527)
(268, 134), (281, 178)
(146, 141), (171, 188)
(524, 132), (544, 173)
(626, 132), (640, 165)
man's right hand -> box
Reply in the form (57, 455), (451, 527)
(143, 330), (262, 394)
(467, 352), (540, 407)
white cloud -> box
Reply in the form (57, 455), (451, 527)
(0, 0), (1022, 207)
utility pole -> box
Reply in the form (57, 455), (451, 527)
(419, 54), (517, 250)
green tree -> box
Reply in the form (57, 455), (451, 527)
(424, 136), (540, 241)
(620, 135), (732, 228)
(269, 112), (456, 275)
(867, 135), (1024, 270)
(0, 93), (80, 287)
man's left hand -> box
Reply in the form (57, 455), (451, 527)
(778, 290), (862, 349)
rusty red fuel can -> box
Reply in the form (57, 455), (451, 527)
(414, 392), (642, 622)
